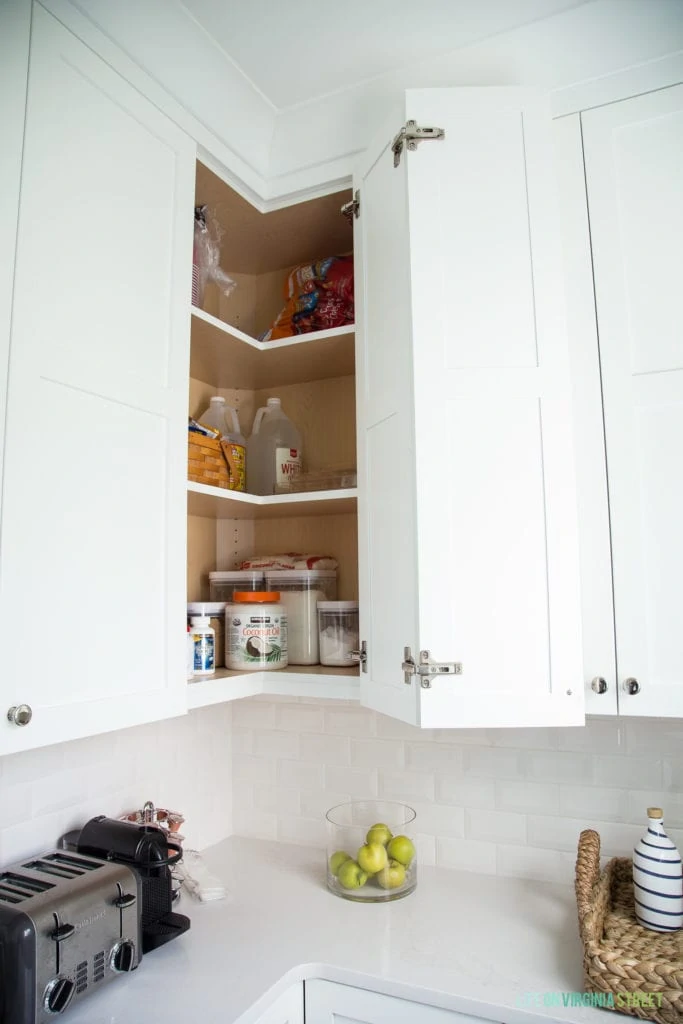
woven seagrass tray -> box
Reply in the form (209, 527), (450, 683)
(576, 829), (683, 1023)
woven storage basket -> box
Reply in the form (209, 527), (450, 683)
(576, 829), (683, 1023)
(188, 433), (229, 489)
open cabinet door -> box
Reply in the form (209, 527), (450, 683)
(356, 88), (584, 729)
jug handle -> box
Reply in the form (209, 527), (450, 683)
(226, 406), (240, 436)
(251, 407), (267, 435)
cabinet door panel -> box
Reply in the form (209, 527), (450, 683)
(306, 980), (497, 1023)
(356, 88), (583, 728)
(0, 5), (194, 752)
(582, 85), (683, 717)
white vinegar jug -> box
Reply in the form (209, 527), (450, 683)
(247, 398), (302, 495)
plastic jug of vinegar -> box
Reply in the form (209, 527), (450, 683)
(198, 396), (246, 492)
(247, 398), (302, 495)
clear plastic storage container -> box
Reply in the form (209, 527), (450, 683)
(265, 570), (337, 665)
(318, 601), (359, 667)
(209, 570), (265, 603)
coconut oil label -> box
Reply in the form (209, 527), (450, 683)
(275, 447), (301, 487)
(229, 612), (287, 667)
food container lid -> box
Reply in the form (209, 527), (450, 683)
(232, 591), (281, 603)
(187, 602), (226, 616)
(317, 601), (359, 610)
(209, 570), (265, 580)
(264, 570), (337, 580)
(190, 615), (211, 627)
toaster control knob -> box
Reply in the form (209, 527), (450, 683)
(113, 892), (136, 909)
(44, 977), (75, 1015)
(110, 939), (136, 973)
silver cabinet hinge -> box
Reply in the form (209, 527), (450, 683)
(350, 639), (367, 672)
(341, 190), (360, 222)
(392, 120), (445, 168)
(402, 647), (462, 688)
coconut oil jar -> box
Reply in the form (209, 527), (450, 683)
(226, 591), (288, 671)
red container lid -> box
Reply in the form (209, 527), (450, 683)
(233, 591), (280, 602)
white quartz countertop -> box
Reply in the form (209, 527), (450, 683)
(67, 836), (608, 1024)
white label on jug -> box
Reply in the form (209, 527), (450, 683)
(276, 447), (301, 486)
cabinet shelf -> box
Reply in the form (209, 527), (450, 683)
(187, 665), (360, 709)
(190, 308), (355, 390)
(187, 481), (357, 519)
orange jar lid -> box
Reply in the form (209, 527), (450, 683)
(233, 591), (280, 602)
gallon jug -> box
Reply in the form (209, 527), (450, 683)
(199, 397), (246, 492)
(247, 398), (302, 495)
(633, 807), (683, 931)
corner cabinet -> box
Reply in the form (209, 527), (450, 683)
(0, 4), (194, 753)
(355, 89), (584, 729)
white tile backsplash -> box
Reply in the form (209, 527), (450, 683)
(4, 697), (683, 889)
(0, 705), (233, 864)
(231, 702), (683, 886)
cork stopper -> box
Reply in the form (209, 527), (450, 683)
(647, 807), (664, 819)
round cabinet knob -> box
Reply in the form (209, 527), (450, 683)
(43, 977), (75, 1015)
(7, 704), (32, 726)
(591, 677), (608, 695)
(110, 939), (136, 973)
(623, 677), (641, 695)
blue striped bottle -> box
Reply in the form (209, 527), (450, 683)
(633, 807), (683, 932)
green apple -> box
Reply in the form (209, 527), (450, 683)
(329, 851), (351, 877)
(386, 835), (415, 867)
(337, 858), (368, 889)
(366, 823), (393, 846)
(376, 859), (406, 890)
(357, 842), (388, 875)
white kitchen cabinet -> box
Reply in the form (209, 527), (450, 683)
(355, 88), (584, 729)
(579, 84), (683, 718)
(251, 982), (304, 1024)
(305, 980), (499, 1023)
(0, 4), (194, 753)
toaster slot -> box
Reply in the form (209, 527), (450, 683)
(0, 887), (23, 904)
(0, 871), (56, 900)
(23, 860), (81, 879)
(44, 853), (102, 871)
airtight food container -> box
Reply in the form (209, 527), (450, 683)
(318, 601), (359, 667)
(225, 592), (287, 671)
(326, 801), (417, 903)
(265, 570), (337, 665)
(209, 570), (265, 602)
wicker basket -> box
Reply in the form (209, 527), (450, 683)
(188, 433), (229, 489)
(576, 829), (683, 1023)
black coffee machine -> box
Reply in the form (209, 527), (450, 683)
(73, 816), (190, 953)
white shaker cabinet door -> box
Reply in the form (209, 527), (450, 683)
(355, 88), (584, 729)
(0, 5), (194, 752)
(305, 980), (499, 1023)
(582, 85), (683, 718)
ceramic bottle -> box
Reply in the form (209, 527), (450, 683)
(633, 807), (683, 931)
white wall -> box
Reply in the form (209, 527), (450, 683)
(0, 704), (232, 865)
(232, 698), (683, 885)
(268, 0), (683, 193)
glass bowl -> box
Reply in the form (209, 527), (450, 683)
(325, 800), (417, 902)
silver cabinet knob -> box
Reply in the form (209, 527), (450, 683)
(7, 704), (32, 726)
(623, 677), (640, 695)
(591, 677), (608, 694)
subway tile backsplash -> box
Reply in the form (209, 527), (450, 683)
(0, 705), (232, 865)
(231, 699), (683, 885)
(2, 696), (683, 888)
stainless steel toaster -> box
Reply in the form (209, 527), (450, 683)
(0, 848), (141, 1023)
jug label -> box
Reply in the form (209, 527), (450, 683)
(221, 440), (246, 492)
(276, 447), (302, 487)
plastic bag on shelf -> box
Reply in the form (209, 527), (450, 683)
(192, 205), (237, 307)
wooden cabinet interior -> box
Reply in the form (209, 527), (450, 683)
(187, 161), (359, 631)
